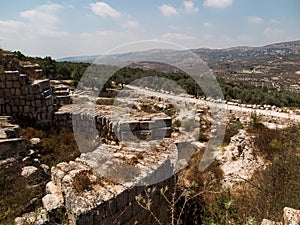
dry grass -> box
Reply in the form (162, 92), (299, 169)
(73, 170), (92, 192)
(21, 127), (80, 167)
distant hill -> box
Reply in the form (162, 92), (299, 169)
(58, 40), (300, 63)
(57, 40), (300, 92)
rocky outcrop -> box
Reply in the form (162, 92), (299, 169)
(283, 207), (300, 225)
(261, 207), (300, 225)
(216, 129), (268, 187)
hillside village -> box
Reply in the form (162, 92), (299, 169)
(0, 44), (300, 225)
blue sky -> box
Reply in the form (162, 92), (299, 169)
(0, 0), (299, 58)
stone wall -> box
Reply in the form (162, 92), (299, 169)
(0, 71), (54, 122)
(0, 116), (26, 157)
(53, 105), (172, 144)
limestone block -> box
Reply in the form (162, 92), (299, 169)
(4, 89), (10, 96)
(0, 74), (5, 82)
(121, 131), (135, 141)
(24, 105), (30, 113)
(14, 98), (20, 105)
(13, 81), (20, 88)
(152, 117), (172, 128)
(21, 86), (27, 95)
(5, 105), (11, 114)
(27, 86), (33, 95)
(32, 84), (40, 94)
(0, 81), (5, 88)
(6, 80), (13, 88)
(12, 106), (18, 113)
(15, 88), (21, 96)
(18, 106), (24, 113)
(119, 121), (139, 131)
(36, 100), (42, 108)
(10, 88), (16, 95)
(151, 127), (172, 139)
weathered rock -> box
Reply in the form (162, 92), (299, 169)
(30, 138), (41, 147)
(21, 166), (38, 178)
(14, 208), (49, 225)
(45, 181), (59, 194)
(283, 207), (300, 225)
(261, 218), (282, 225)
(35, 208), (49, 225)
(261, 207), (300, 225)
(15, 212), (36, 225)
(40, 164), (50, 174)
(42, 194), (63, 212)
(216, 129), (269, 188)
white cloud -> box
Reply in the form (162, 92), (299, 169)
(270, 19), (280, 24)
(20, 3), (62, 25)
(39, 29), (70, 38)
(159, 4), (178, 17)
(203, 22), (213, 27)
(18, 3), (70, 39)
(184, 1), (199, 14)
(122, 20), (139, 29)
(162, 32), (195, 41)
(203, 0), (233, 8)
(90, 2), (121, 18)
(168, 25), (180, 31)
(247, 16), (264, 24)
(0, 20), (25, 34)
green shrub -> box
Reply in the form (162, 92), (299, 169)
(199, 132), (208, 142)
(173, 119), (182, 128)
(201, 190), (239, 225)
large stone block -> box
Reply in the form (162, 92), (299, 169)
(19, 74), (31, 86)
(6, 80), (13, 88)
(151, 127), (172, 139)
(13, 81), (20, 88)
(10, 88), (16, 95)
(119, 121), (139, 132)
(152, 117), (172, 128)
